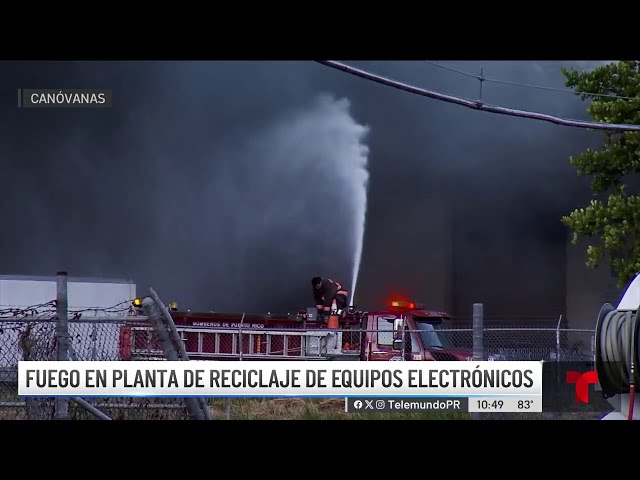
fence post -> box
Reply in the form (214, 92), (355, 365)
(55, 271), (70, 420)
(555, 314), (562, 363)
(554, 314), (563, 420)
(227, 313), (246, 420)
(472, 303), (483, 421)
(473, 303), (484, 361)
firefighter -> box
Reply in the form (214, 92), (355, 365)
(311, 276), (349, 322)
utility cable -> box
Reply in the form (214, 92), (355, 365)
(423, 60), (479, 79)
(423, 60), (638, 101)
(316, 60), (640, 132)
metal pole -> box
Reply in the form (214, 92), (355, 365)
(56, 271), (69, 420)
(553, 314), (563, 420)
(556, 314), (562, 363)
(402, 317), (407, 360)
(228, 313), (246, 420)
(239, 313), (245, 361)
(472, 303), (484, 421)
(91, 323), (98, 361)
(147, 288), (213, 421)
(472, 303), (484, 361)
(72, 397), (112, 420)
(148, 288), (190, 361)
(141, 297), (205, 421)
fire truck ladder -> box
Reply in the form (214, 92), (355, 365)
(181, 327), (342, 359)
(130, 326), (347, 360)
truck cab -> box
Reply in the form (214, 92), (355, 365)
(361, 300), (472, 362)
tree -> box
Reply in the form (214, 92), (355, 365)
(561, 61), (640, 288)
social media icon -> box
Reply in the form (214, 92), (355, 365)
(365, 400), (374, 409)
(376, 400), (385, 410)
(353, 400), (363, 409)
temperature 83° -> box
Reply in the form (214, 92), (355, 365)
(475, 399), (504, 410)
(518, 399), (534, 410)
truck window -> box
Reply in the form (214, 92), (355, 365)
(376, 316), (394, 346)
(377, 317), (420, 354)
(414, 321), (450, 349)
(409, 331), (420, 353)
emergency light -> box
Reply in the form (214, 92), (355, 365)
(132, 298), (142, 307)
(390, 300), (416, 309)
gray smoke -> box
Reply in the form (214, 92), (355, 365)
(180, 93), (370, 312)
(0, 60), (611, 317)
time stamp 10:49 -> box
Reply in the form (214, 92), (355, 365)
(468, 396), (541, 412)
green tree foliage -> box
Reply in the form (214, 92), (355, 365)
(561, 61), (640, 287)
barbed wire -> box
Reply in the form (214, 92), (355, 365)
(0, 298), (137, 319)
(0, 301), (57, 318)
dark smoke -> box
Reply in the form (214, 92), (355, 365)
(0, 60), (608, 317)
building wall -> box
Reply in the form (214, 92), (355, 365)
(0, 275), (138, 366)
(356, 198), (453, 313)
(359, 197), (628, 331)
(0, 274), (137, 313)
(565, 237), (622, 330)
(450, 201), (567, 325)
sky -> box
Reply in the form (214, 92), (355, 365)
(0, 60), (610, 317)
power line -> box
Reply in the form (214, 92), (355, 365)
(316, 60), (640, 132)
(423, 60), (637, 101)
(423, 60), (478, 79)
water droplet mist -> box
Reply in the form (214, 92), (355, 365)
(163, 93), (370, 312)
(306, 95), (370, 306)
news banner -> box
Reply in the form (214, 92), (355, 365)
(17, 361), (543, 413)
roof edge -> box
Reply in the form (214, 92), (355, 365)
(0, 274), (136, 285)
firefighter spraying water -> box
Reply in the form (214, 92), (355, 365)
(311, 276), (349, 328)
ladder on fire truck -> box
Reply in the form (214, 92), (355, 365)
(129, 325), (357, 360)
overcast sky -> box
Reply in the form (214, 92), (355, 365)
(0, 60), (609, 314)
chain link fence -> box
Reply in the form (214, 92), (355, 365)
(431, 324), (600, 420)
(432, 326), (595, 362)
(0, 303), (599, 420)
(0, 311), (191, 420)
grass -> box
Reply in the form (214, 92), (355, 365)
(0, 381), (609, 420)
(209, 398), (470, 420)
(207, 398), (606, 420)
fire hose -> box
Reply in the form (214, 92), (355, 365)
(594, 303), (640, 419)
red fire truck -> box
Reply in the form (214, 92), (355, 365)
(119, 299), (473, 362)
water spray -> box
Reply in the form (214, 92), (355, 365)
(191, 93), (370, 312)
(349, 188), (368, 307)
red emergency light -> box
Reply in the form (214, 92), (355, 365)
(390, 300), (416, 309)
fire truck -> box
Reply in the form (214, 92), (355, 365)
(119, 299), (473, 362)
